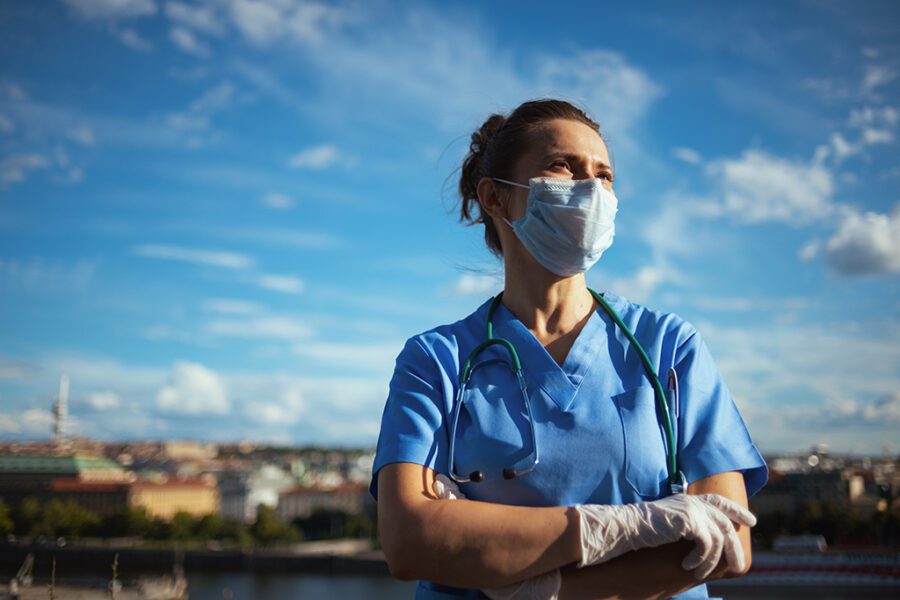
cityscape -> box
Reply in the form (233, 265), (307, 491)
(0, 377), (896, 556)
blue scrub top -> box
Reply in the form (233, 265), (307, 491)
(371, 291), (767, 599)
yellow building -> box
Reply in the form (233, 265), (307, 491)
(128, 475), (219, 520)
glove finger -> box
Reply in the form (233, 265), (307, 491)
(681, 546), (702, 571)
(685, 519), (715, 577)
(719, 513), (746, 574)
(692, 506), (728, 580)
(700, 494), (757, 528)
(433, 473), (464, 500)
(694, 523), (724, 580)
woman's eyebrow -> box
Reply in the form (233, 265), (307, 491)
(541, 152), (613, 171)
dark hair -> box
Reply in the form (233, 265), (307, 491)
(458, 99), (603, 256)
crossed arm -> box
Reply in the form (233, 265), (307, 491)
(377, 462), (752, 600)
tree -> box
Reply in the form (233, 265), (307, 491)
(12, 497), (41, 536)
(250, 505), (298, 545)
(0, 499), (13, 536)
(169, 511), (196, 541)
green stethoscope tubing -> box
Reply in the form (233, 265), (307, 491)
(452, 287), (685, 494)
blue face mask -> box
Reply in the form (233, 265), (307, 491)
(493, 177), (619, 277)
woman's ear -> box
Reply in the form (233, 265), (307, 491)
(476, 177), (507, 220)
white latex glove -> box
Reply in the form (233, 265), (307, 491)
(576, 493), (757, 580)
(432, 474), (561, 600)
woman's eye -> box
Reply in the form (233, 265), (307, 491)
(550, 160), (570, 170)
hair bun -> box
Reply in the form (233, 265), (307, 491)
(469, 114), (507, 157)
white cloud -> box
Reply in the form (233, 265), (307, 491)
(824, 204), (900, 276)
(62, 0), (157, 20)
(1, 153), (50, 184)
(441, 273), (501, 297)
(0, 361), (30, 379)
(260, 192), (294, 209)
(799, 239), (820, 262)
(228, 0), (282, 46)
(849, 106), (899, 128)
(132, 243), (253, 269)
(68, 125), (96, 146)
(164, 1), (224, 35)
(21, 408), (55, 435)
(169, 26), (211, 58)
(0, 82), (27, 100)
(700, 319), (900, 452)
(288, 144), (339, 169)
(202, 298), (261, 315)
(0, 113), (14, 133)
(257, 274), (305, 295)
(227, 0), (348, 47)
(671, 147), (702, 165)
(291, 340), (404, 374)
(85, 390), (122, 410)
(826, 132), (859, 162)
(156, 361), (229, 415)
(51, 355), (166, 390)
(707, 149), (834, 224)
(205, 315), (313, 340)
(606, 266), (668, 304)
(0, 414), (22, 434)
(246, 384), (305, 426)
(163, 82), (236, 142)
(534, 50), (663, 137)
(862, 127), (893, 145)
(862, 64), (897, 95)
(0, 257), (97, 292)
(115, 27), (153, 51)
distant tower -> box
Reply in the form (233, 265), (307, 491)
(53, 374), (69, 447)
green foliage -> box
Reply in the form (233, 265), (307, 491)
(26, 499), (101, 538)
(250, 504), (299, 545)
(0, 499), (13, 536)
(100, 506), (153, 537)
(12, 497), (42, 535)
(292, 509), (376, 541)
(169, 511), (195, 541)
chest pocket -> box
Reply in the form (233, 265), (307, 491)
(612, 386), (669, 499)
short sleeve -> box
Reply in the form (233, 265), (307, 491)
(369, 337), (450, 500)
(675, 330), (768, 497)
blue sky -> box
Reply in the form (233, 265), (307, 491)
(1, 0), (898, 453)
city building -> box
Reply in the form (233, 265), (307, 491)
(276, 484), (367, 522)
(218, 464), (296, 523)
(128, 475), (219, 520)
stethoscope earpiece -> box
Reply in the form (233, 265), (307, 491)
(470, 471), (484, 483)
(502, 468), (516, 480)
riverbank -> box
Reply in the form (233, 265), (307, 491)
(0, 540), (389, 578)
(2, 542), (897, 599)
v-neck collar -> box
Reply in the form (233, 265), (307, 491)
(488, 297), (606, 412)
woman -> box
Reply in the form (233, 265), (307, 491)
(371, 99), (767, 599)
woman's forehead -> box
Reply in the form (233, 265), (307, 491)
(526, 119), (609, 162)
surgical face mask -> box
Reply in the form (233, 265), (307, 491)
(494, 177), (618, 277)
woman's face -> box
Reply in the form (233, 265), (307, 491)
(504, 118), (614, 222)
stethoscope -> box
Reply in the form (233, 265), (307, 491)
(448, 288), (687, 495)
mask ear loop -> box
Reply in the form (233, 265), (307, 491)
(492, 177), (530, 190)
(492, 178), (529, 228)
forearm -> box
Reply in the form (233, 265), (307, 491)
(558, 541), (713, 600)
(383, 496), (582, 588)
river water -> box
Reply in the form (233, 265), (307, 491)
(183, 573), (898, 599)
(186, 572), (415, 599)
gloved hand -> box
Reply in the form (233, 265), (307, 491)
(432, 474), (561, 600)
(576, 493), (756, 580)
